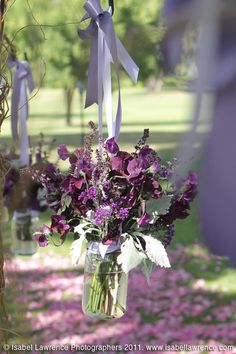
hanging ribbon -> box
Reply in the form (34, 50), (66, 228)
(10, 59), (35, 166)
(78, 0), (139, 142)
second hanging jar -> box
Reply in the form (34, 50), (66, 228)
(11, 211), (38, 256)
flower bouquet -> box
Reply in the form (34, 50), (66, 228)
(35, 123), (198, 319)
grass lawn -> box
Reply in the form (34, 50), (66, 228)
(2, 87), (236, 351)
(1, 87), (204, 158)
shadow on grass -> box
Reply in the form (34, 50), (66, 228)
(0, 131), (207, 151)
(29, 113), (208, 127)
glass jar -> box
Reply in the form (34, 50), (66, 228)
(11, 211), (38, 256)
(82, 242), (128, 319)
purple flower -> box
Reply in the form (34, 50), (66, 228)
(188, 171), (198, 185)
(41, 224), (51, 234)
(103, 180), (111, 190)
(43, 163), (60, 182)
(163, 224), (175, 248)
(138, 212), (151, 226)
(111, 151), (132, 172)
(34, 234), (48, 247)
(51, 215), (70, 235)
(139, 146), (156, 166)
(61, 176), (84, 193)
(143, 176), (162, 198)
(93, 206), (112, 226)
(57, 144), (70, 160)
(126, 157), (146, 185)
(34, 225), (51, 247)
(182, 184), (198, 203)
(116, 207), (129, 221)
(105, 137), (119, 154)
(159, 166), (173, 180)
(149, 160), (161, 174)
(79, 187), (97, 204)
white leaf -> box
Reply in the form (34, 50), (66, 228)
(117, 235), (146, 273)
(70, 236), (86, 265)
(74, 223), (86, 235)
(142, 235), (171, 268)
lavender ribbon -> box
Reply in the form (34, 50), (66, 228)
(10, 59), (35, 166)
(78, 0), (139, 141)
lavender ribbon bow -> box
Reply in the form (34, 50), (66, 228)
(10, 59), (35, 166)
(78, 0), (139, 141)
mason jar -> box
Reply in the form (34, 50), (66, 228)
(11, 211), (38, 256)
(82, 241), (128, 319)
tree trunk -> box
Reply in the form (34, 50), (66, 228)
(0, 0), (9, 345)
(64, 88), (74, 126)
(0, 157), (9, 345)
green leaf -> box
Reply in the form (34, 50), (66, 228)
(146, 196), (172, 223)
(64, 195), (72, 208)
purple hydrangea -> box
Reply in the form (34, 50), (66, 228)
(116, 207), (129, 221)
(93, 206), (112, 226)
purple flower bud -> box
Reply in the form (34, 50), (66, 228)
(138, 212), (151, 226)
(34, 233), (48, 247)
(57, 144), (70, 160)
(105, 137), (119, 154)
(188, 171), (198, 185)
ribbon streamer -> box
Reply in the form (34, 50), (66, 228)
(78, 0), (139, 142)
(9, 59), (35, 166)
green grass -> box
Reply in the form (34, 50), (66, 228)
(1, 87), (203, 159)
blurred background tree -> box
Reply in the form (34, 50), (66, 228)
(5, 0), (165, 124)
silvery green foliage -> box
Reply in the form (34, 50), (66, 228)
(140, 259), (155, 286)
(142, 235), (171, 268)
(70, 224), (88, 264)
(117, 234), (146, 273)
(117, 233), (171, 275)
(146, 196), (172, 223)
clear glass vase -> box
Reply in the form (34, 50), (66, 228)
(11, 211), (38, 256)
(82, 242), (128, 319)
